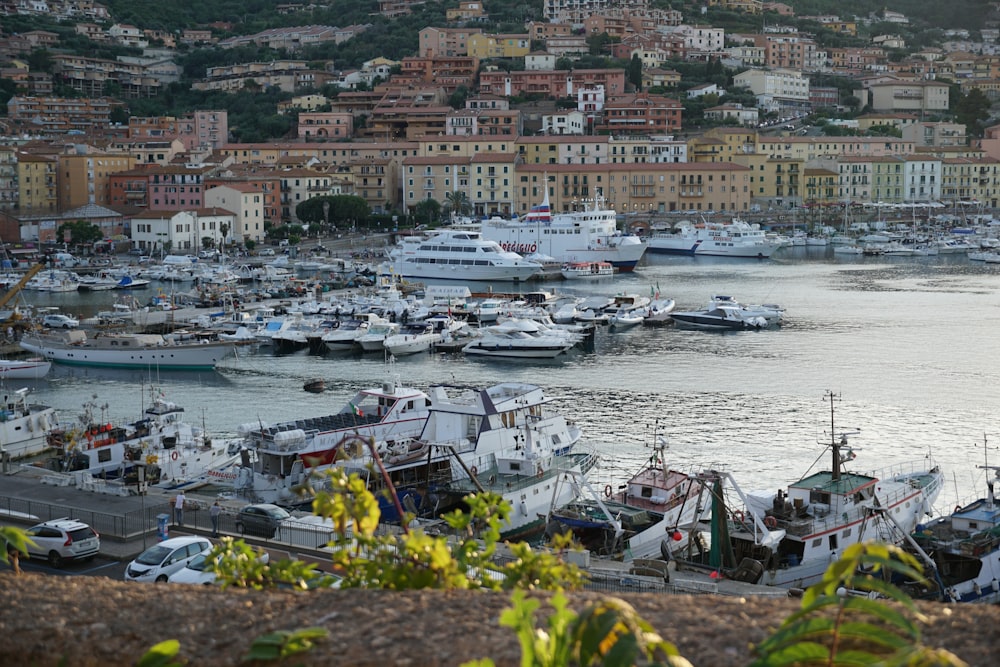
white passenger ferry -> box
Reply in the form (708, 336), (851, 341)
(479, 193), (647, 272)
(387, 229), (541, 282)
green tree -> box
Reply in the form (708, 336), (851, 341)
(296, 195), (370, 231)
(627, 54), (643, 91)
(443, 190), (472, 219)
(55, 220), (103, 249)
(412, 198), (441, 225)
(954, 88), (991, 138)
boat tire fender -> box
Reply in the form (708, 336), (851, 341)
(171, 451), (179, 461)
(470, 465), (478, 477)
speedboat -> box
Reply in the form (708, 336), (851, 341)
(383, 322), (440, 356)
(710, 295), (784, 324)
(356, 320), (401, 352)
(643, 298), (676, 324)
(462, 318), (580, 359)
(676, 393), (944, 590)
(322, 317), (375, 352)
(669, 305), (769, 331)
(608, 307), (646, 330)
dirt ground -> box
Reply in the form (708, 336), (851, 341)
(0, 573), (995, 666)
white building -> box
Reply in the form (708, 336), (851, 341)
(542, 110), (587, 135)
(732, 68), (809, 104)
(902, 157), (941, 203)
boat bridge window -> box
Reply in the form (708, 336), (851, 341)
(510, 462), (521, 472)
(843, 527), (852, 538)
(828, 534), (838, 550)
(809, 490), (830, 505)
(97, 449), (112, 463)
(812, 538), (822, 548)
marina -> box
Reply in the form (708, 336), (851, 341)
(5, 242), (1000, 592)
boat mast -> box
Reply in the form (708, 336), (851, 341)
(826, 390), (840, 481)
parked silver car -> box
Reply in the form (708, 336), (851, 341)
(24, 518), (100, 567)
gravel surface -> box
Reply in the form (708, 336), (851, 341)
(1, 573), (995, 666)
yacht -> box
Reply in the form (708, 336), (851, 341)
(462, 318), (580, 359)
(647, 218), (782, 258)
(479, 192), (647, 272)
(387, 229), (541, 282)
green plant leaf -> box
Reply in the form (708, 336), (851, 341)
(750, 640), (831, 667)
(839, 597), (920, 638)
(136, 639), (182, 667)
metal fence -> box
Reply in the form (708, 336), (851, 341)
(0, 492), (165, 541)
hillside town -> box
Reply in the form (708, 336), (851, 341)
(1, 0), (999, 254)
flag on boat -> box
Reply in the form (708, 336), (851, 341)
(524, 202), (552, 223)
(349, 402), (364, 417)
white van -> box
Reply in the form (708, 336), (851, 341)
(51, 252), (79, 268)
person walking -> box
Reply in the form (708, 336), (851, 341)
(174, 491), (186, 526)
(210, 500), (221, 537)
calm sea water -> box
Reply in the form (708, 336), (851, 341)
(14, 246), (1000, 513)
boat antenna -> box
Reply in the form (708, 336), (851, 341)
(975, 434), (1000, 509)
(822, 391), (859, 480)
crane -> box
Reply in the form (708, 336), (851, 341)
(0, 261), (46, 325)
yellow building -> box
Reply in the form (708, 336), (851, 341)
(17, 153), (57, 214)
(467, 33), (530, 59)
(870, 156), (906, 203)
(58, 151), (136, 210)
(688, 128), (758, 163)
(803, 166), (839, 207)
(732, 153), (805, 207)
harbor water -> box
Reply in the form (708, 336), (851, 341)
(10, 246), (1000, 515)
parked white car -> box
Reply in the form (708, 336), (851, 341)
(41, 314), (79, 329)
(168, 550), (270, 585)
(124, 536), (212, 583)
(23, 518), (100, 567)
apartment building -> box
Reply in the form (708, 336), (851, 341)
(108, 164), (215, 210)
(902, 122), (967, 148)
(6, 96), (113, 133)
(732, 68), (810, 105)
(204, 184), (266, 242)
(594, 93), (683, 136)
(478, 69), (626, 99)
(57, 149), (136, 209)
(866, 79), (950, 114)
(0, 145), (17, 210)
(543, 0), (650, 24)
(16, 153), (57, 214)
(297, 113), (354, 140)
(467, 33), (530, 59)
(418, 27), (481, 57)
(402, 155), (471, 214)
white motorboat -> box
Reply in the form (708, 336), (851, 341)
(383, 322), (440, 356)
(710, 295), (784, 324)
(322, 317), (374, 352)
(388, 229), (542, 282)
(643, 298), (676, 324)
(462, 318), (580, 359)
(0, 387), (59, 459)
(678, 393), (944, 590)
(0, 357), (51, 380)
(669, 305), (769, 331)
(20, 331), (236, 371)
(560, 261), (614, 280)
(356, 320), (401, 352)
(480, 192), (647, 272)
(608, 307), (646, 330)
(232, 373), (436, 504)
(647, 218), (781, 258)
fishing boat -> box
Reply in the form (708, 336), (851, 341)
(232, 371), (435, 504)
(0, 387), (59, 459)
(19, 331), (236, 371)
(904, 457), (1000, 603)
(674, 392), (944, 590)
(47, 389), (242, 487)
(387, 229), (542, 282)
(362, 382), (594, 539)
(480, 192), (647, 272)
(0, 357), (51, 380)
(547, 435), (704, 560)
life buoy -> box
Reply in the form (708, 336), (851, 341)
(170, 451), (179, 461)
(604, 484), (612, 498)
(734, 510), (745, 523)
(470, 465), (478, 477)
(764, 516), (778, 529)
